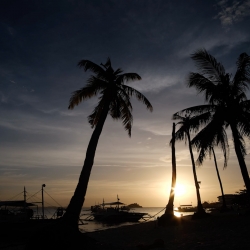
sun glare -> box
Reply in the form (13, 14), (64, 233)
(174, 184), (186, 196)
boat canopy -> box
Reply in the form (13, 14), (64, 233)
(0, 200), (36, 207)
(103, 201), (125, 206)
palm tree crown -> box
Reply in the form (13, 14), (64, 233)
(175, 49), (250, 193)
(68, 58), (152, 136)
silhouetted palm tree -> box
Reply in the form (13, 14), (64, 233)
(165, 123), (177, 216)
(197, 143), (228, 210)
(64, 58), (153, 230)
(175, 49), (250, 197)
(192, 122), (229, 210)
(172, 114), (207, 215)
(211, 147), (227, 210)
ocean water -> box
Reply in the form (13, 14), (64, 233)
(78, 207), (195, 233)
(36, 207), (196, 233)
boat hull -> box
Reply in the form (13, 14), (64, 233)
(93, 211), (147, 222)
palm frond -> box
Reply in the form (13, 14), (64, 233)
(68, 83), (103, 109)
(116, 87), (133, 110)
(87, 96), (107, 127)
(87, 76), (108, 87)
(174, 127), (187, 144)
(191, 48), (225, 81)
(109, 98), (122, 119)
(188, 112), (213, 132)
(114, 68), (123, 76)
(188, 73), (216, 102)
(102, 57), (111, 69)
(78, 60), (105, 76)
(233, 52), (250, 91)
(108, 92), (133, 136)
(192, 117), (228, 167)
(173, 105), (215, 117)
(237, 102), (250, 137)
(116, 73), (142, 84)
(122, 85), (153, 112)
(217, 128), (229, 169)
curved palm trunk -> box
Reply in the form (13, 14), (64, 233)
(211, 147), (227, 209)
(230, 123), (250, 197)
(165, 123), (177, 215)
(186, 130), (204, 214)
(63, 102), (110, 230)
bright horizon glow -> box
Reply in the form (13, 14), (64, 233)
(174, 183), (186, 197)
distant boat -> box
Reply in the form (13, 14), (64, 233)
(178, 205), (197, 212)
(89, 197), (148, 222)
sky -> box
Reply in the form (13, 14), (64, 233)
(0, 0), (250, 208)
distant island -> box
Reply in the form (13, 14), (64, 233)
(127, 203), (142, 208)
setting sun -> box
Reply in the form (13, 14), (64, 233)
(174, 184), (186, 196)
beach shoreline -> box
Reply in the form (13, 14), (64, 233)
(1, 211), (250, 249)
(86, 212), (250, 249)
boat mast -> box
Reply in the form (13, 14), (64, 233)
(24, 186), (27, 203)
(42, 184), (46, 219)
(24, 186), (27, 212)
(117, 195), (120, 210)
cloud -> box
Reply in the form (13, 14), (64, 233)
(214, 0), (250, 27)
(176, 26), (249, 58)
(39, 108), (87, 117)
(0, 116), (72, 134)
(132, 74), (182, 93)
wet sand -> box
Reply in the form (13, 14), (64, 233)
(1, 211), (250, 249)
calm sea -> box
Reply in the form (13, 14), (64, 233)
(39, 207), (195, 233)
(78, 207), (194, 233)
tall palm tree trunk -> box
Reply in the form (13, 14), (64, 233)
(186, 130), (204, 213)
(211, 147), (227, 209)
(63, 102), (110, 230)
(230, 124), (250, 196)
(165, 123), (176, 215)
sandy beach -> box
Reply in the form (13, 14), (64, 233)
(1, 211), (250, 250)
(87, 212), (250, 249)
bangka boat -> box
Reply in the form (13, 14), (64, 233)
(178, 204), (197, 212)
(0, 200), (36, 221)
(0, 186), (66, 222)
(89, 197), (148, 222)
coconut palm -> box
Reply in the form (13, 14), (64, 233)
(64, 58), (153, 230)
(191, 119), (229, 210)
(175, 49), (250, 197)
(197, 142), (228, 210)
(158, 123), (178, 225)
(165, 123), (177, 216)
(211, 147), (227, 210)
(172, 114), (207, 215)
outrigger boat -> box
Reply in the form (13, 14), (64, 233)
(178, 204), (197, 212)
(0, 185), (66, 222)
(89, 196), (149, 222)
